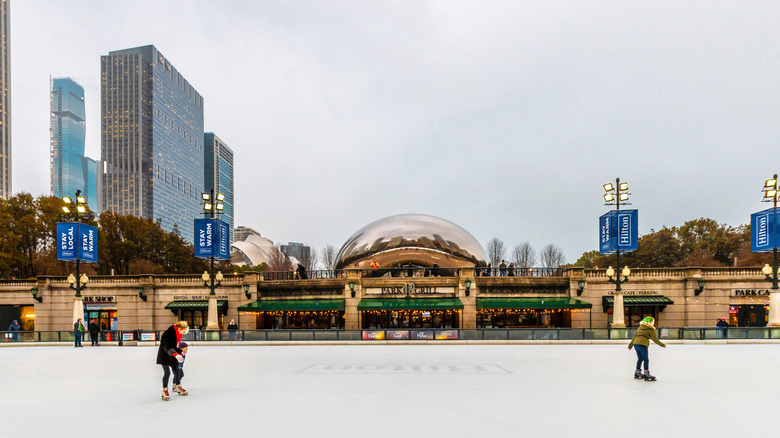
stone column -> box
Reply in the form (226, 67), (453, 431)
(206, 296), (220, 330)
(73, 296), (85, 327)
(611, 292), (626, 328)
(768, 291), (780, 327)
(460, 268), (476, 329)
(344, 269), (361, 330)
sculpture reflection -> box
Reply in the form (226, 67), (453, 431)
(334, 214), (487, 270)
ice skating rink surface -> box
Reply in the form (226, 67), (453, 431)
(1, 344), (777, 437)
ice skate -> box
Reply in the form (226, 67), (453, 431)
(634, 369), (643, 379)
(643, 372), (657, 381)
(173, 384), (188, 395)
(161, 388), (170, 400)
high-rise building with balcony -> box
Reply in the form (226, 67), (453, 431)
(204, 133), (234, 245)
(0, 0), (11, 199)
(101, 45), (204, 242)
(51, 78), (99, 209)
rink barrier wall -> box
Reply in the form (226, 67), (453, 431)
(3, 326), (780, 344)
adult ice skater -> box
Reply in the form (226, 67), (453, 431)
(627, 316), (666, 381)
(157, 321), (189, 400)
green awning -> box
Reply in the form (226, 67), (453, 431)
(165, 300), (228, 310)
(602, 296), (674, 307)
(477, 297), (592, 310)
(357, 298), (464, 311)
(238, 299), (345, 312)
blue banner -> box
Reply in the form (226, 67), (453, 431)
(599, 212), (613, 254)
(78, 224), (98, 263)
(751, 208), (778, 253)
(56, 222), (78, 261)
(194, 219), (217, 258)
(599, 210), (638, 254)
(195, 218), (230, 260)
(217, 220), (230, 260)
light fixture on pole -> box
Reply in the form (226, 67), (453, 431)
(464, 278), (472, 297)
(61, 190), (94, 325)
(577, 279), (586, 296)
(202, 188), (226, 330)
(762, 174), (780, 326)
(603, 178), (631, 328)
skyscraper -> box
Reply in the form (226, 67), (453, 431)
(0, 0), (10, 199)
(51, 78), (99, 208)
(101, 45), (204, 242)
(204, 133), (234, 245)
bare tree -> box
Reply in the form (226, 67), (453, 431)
(320, 244), (336, 270)
(512, 242), (537, 267)
(302, 246), (318, 272)
(540, 244), (566, 268)
(486, 238), (506, 267)
(267, 244), (290, 272)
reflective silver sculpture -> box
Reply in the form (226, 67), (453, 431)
(334, 214), (488, 269)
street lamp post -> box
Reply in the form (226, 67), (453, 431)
(762, 174), (780, 326)
(62, 190), (90, 324)
(202, 189), (225, 330)
(603, 178), (631, 328)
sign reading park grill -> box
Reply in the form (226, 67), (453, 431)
(731, 289), (771, 297)
(365, 283), (455, 295)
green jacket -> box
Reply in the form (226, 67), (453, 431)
(629, 322), (666, 348)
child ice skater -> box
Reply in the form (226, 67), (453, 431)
(628, 316), (666, 381)
(173, 342), (188, 394)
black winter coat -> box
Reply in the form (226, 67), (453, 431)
(88, 322), (99, 333)
(156, 325), (183, 367)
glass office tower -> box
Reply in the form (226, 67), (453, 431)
(0, 0), (10, 199)
(50, 78), (88, 201)
(204, 133), (234, 245)
(101, 45), (204, 242)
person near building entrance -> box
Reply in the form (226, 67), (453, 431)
(716, 317), (729, 339)
(88, 319), (100, 346)
(227, 319), (238, 340)
(73, 318), (85, 347)
(157, 321), (189, 400)
(628, 316), (666, 381)
(8, 320), (21, 341)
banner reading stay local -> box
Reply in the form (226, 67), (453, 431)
(56, 222), (98, 262)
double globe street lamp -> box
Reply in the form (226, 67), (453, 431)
(761, 175), (780, 326)
(603, 179), (631, 328)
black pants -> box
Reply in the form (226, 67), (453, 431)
(161, 364), (181, 388)
(90, 332), (99, 345)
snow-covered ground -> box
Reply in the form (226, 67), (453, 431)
(1, 344), (777, 437)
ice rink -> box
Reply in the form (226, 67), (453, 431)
(1, 343), (777, 437)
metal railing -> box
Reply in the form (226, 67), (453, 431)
(477, 267), (565, 277)
(4, 327), (780, 343)
(262, 270), (346, 281)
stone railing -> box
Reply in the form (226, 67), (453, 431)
(0, 280), (38, 290)
(584, 267), (764, 279)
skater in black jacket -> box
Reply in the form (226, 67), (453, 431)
(156, 321), (189, 400)
(88, 320), (100, 346)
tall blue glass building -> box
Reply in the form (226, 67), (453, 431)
(101, 45), (204, 242)
(51, 78), (98, 209)
(204, 133), (234, 245)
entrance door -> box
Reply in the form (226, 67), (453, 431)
(738, 305), (767, 327)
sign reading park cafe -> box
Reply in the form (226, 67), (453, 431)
(731, 289), (772, 297)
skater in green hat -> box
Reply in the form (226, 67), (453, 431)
(628, 316), (666, 381)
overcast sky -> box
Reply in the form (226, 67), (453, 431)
(10, 1), (780, 264)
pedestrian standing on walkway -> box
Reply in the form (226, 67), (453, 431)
(628, 316), (666, 381)
(227, 319), (238, 340)
(157, 321), (189, 400)
(73, 318), (86, 347)
(8, 320), (21, 342)
(88, 319), (100, 346)
(499, 260), (507, 276)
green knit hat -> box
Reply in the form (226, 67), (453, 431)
(642, 316), (655, 324)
